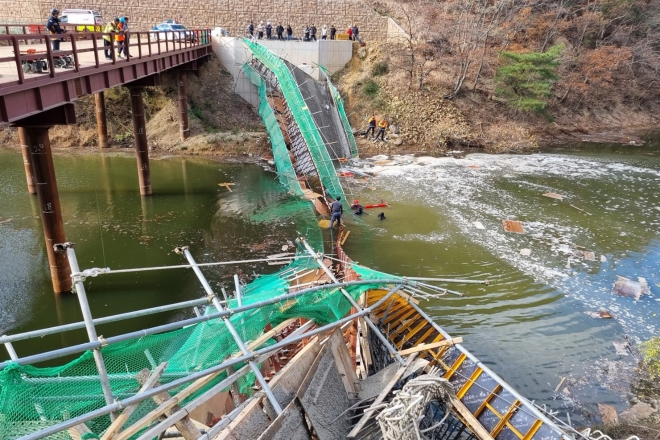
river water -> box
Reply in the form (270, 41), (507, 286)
(1, 142), (659, 426)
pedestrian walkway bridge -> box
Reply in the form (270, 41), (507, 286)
(0, 28), (211, 124)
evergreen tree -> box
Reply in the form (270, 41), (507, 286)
(494, 45), (563, 120)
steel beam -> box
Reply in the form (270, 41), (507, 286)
(177, 70), (189, 141)
(20, 126), (72, 293)
(94, 92), (109, 148)
(17, 127), (36, 194)
(128, 86), (152, 196)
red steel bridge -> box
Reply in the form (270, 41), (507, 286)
(0, 25), (213, 294)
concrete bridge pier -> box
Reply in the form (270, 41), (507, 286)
(94, 92), (109, 148)
(129, 86), (152, 196)
(177, 70), (189, 141)
(15, 104), (77, 293)
(17, 128), (36, 194)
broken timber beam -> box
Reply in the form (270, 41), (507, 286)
(101, 362), (167, 440)
(397, 337), (463, 356)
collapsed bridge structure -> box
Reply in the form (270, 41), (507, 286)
(0, 40), (637, 440)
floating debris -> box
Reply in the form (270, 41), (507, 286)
(569, 204), (592, 215)
(502, 220), (525, 234)
(613, 341), (630, 356)
(600, 255), (607, 262)
(520, 248), (531, 256)
(612, 276), (650, 300)
(542, 192), (564, 200)
(554, 376), (566, 392)
(584, 310), (613, 319)
(598, 403), (619, 426)
(583, 251), (596, 261)
(218, 182), (236, 192)
(472, 221), (485, 230)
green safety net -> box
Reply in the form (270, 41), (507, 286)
(243, 39), (346, 203)
(327, 76), (359, 158)
(0, 255), (397, 439)
(242, 62), (302, 196)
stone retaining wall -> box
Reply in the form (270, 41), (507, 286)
(3, 0), (389, 40)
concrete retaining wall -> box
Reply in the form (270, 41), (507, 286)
(213, 36), (352, 105)
(1, 0), (389, 41)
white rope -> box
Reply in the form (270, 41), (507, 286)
(376, 375), (455, 440)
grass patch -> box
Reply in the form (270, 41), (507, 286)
(362, 79), (380, 97)
(190, 103), (204, 120)
(372, 61), (389, 77)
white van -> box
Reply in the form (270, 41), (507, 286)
(59, 9), (103, 31)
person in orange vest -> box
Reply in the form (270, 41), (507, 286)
(115, 19), (125, 58)
(374, 118), (387, 141)
(364, 115), (376, 137)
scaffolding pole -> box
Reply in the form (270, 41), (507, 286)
(180, 247), (283, 415)
(0, 297), (210, 346)
(297, 237), (406, 366)
(65, 245), (117, 421)
(19, 284), (404, 440)
(0, 278), (405, 370)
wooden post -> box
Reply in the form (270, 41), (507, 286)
(177, 70), (189, 141)
(17, 127), (36, 194)
(94, 92), (109, 148)
(129, 87), (152, 196)
(135, 371), (203, 440)
(22, 126), (72, 293)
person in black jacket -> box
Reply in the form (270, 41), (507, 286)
(310, 24), (317, 41)
(330, 24), (336, 40)
(46, 8), (65, 51)
(276, 23), (284, 40)
(247, 21), (254, 38)
(266, 22), (272, 39)
(286, 24), (293, 40)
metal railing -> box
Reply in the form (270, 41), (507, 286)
(0, 28), (211, 86)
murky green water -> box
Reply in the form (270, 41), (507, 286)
(1, 141), (660, 425)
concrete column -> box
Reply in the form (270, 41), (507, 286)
(94, 92), (109, 148)
(177, 71), (189, 141)
(17, 127), (37, 194)
(129, 87), (152, 196)
(22, 126), (72, 294)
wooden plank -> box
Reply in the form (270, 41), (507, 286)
(347, 353), (419, 439)
(101, 362), (167, 440)
(502, 220), (525, 234)
(542, 192), (564, 200)
(397, 338), (463, 356)
(327, 328), (358, 395)
(218, 182), (235, 192)
(340, 230), (351, 245)
(67, 423), (92, 440)
(448, 394), (496, 440)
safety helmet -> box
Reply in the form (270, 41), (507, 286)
(51, 8), (59, 15)
(119, 17), (125, 23)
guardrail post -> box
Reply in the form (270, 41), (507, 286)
(20, 125), (72, 293)
(17, 128), (37, 194)
(45, 35), (55, 78)
(177, 70), (189, 140)
(69, 33), (80, 72)
(94, 92), (109, 148)
(129, 86), (152, 196)
(11, 36), (25, 84)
